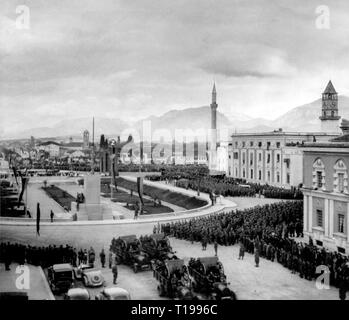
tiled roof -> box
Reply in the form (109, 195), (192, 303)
(38, 141), (61, 146)
(323, 80), (337, 94)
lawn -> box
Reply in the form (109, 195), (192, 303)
(103, 187), (174, 215)
(42, 185), (76, 211)
(101, 177), (207, 210)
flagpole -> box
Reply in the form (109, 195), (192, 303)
(25, 175), (28, 217)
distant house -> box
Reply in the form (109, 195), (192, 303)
(0, 157), (10, 179)
(61, 142), (84, 151)
(36, 141), (61, 157)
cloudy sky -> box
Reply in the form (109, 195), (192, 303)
(1, 0), (349, 138)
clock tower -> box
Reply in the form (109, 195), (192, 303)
(320, 80), (341, 133)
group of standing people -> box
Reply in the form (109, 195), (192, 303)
(161, 200), (349, 299)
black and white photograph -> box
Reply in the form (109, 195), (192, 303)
(1, 0), (349, 310)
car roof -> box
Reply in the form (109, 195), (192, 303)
(67, 288), (89, 296)
(103, 287), (130, 297)
(52, 263), (73, 272)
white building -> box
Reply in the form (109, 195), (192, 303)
(301, 122), (349, 252)
(36, 141), (61, 157)
(226, 81), (341, 187)
(227, 131), (338, 188)
(0, 158), (10, 179)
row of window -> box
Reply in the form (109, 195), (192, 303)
(316, 209), (345, 234)
(313, 158), (348, 193)
(238, 168), (290, 184)
(231, 152), (282, 164)
(234, 141), (281, 149)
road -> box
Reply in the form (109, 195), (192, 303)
(1, 197), (340, 300)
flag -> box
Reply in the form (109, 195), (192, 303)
(137, 177), (144, 206)
(36, 203), (40, 236)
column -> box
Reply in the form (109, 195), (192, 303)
(324, 198), (329, 237)
(303, 195), (308, 232)
(329, 199), (334, 238)
(347, 204), (349, 243)
(308, 195), (313, 232)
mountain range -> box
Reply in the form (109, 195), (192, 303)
(3, 96), (349, 141)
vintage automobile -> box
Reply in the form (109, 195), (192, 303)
(153, 259), (197, 300)
(140, 233), (177, 267)
(64, 288), (90, 300)
(111, 235), (151, 273)
(81, 268), (105, 287)
(47, 263), (74, 294)
(95, 287), (131, 300)
(188, 257), (236, 300)
(73, 263), (93, 280)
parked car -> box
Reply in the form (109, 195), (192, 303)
(95, 287), (131, 300)
(64, 288), (90, 300)
(73, 264), (93, 280)
(47, 263), (74, 294)
(81, 268), (104, 287)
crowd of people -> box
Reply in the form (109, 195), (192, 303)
(0, 242), (108, 270)
(175, 176), (303, 200)
(161, 201), (349, 298)
(0, 242), (78, 269)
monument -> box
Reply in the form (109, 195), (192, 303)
(71, 118), (107, 220)
(209, 83), (219, 174)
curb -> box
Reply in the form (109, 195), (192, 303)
(38, 266), (55, 300)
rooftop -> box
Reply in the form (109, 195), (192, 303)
(323, 80), (337, 94)
(37, 141), (61, 146)
(231, 130), (338, 138)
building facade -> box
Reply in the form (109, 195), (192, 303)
(227, 131), (338, 187)
(36, 141), (61, 157)
(301, 129), (349, 253)
(227, 81), (340, 187)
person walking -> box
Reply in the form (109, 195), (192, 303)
(214, 240), (218, 257)
(112, 263), (118, 284)
(254, 237), (261, 268)
(100, 249), (106, 268)
(238, 241), (245, 260)
(50, 210), (54, 223)
(88, 247), (95, 267)
(83, 249), (88, 264)
(108, 249), (114, 269)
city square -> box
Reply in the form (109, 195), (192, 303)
(1, 0), (349, 307)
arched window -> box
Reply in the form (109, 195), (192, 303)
(313, 158), (325, 190)
(334, 159), (348, 193)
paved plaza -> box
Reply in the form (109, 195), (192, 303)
(0, 195), (340, 300)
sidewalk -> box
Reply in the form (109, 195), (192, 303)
(0, 263), (55, 300)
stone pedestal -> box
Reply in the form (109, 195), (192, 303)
(81, 174), (103, 220)
(84, 174), (101, 204)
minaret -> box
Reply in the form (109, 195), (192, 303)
(320, 80), (341, 133)
(209, 83), (218, 171)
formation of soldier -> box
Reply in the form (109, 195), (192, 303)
(161, 200), (349, 298)
(0, 242), (78, 268)
(0, 242), (109, 272)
